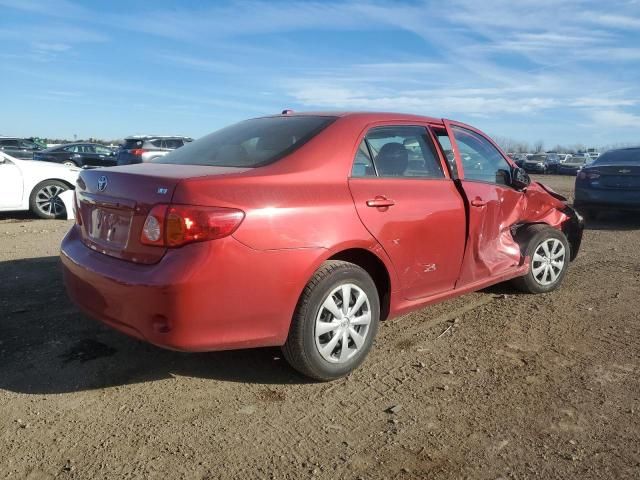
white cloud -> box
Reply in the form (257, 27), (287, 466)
(589, 109), (640, 128)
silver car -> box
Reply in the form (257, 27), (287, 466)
(116, 135), (192, 165)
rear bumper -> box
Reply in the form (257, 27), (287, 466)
(61, 226), (322, 351)
(574, 188), (640, 211)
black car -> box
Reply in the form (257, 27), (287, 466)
(0, 137), (44, 160)
(574, 147), (640, 218)
(523, 153), (561, 174)
(34, 143), (117, 168)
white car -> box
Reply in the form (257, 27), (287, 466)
(0, 152), (80, 219)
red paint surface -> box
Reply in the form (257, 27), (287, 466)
(61, 112), (580, 352)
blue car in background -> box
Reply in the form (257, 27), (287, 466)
(574, 147), (640, 218)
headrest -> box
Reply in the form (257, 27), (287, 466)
(376, 142), (408, 176)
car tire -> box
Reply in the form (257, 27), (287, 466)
(29, 180), (69, 219)
(282, 260), (380, 381)
(511, 224), (571, 294)
(62, 160), (78, 167)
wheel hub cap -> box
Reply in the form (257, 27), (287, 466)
(315, 283), (372, 364)
(531, 238), (566, 286)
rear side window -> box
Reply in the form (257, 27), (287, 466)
(352, 126), (444, 178)
(0, 139), (19, 147)
(153, 116), (336, 167)
(351, 140), (376, 177)
(163, 139), (184, 149)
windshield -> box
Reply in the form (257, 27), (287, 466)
(594, 149), (640, 164)
(528, 154), (546, 161)
(152, 116), (336, 168)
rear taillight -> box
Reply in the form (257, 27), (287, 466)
(577, 170), (600, 180)
(74, 191), (82, 226)
(130, 148), (146, 156)
(141, 204), (244, 247)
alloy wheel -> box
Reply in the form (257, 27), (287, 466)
(35, 184), (66, 217)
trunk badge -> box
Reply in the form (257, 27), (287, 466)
(97, 176), (108, 192)
(619, 169), (631, 174)
(157, 187), (168, 195)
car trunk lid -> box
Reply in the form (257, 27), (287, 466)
(588, 165), (640, 190)
(75, 164), (249, 264)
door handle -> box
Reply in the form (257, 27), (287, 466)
(470, 198), (487, 207)
(366, 197), (395, 208)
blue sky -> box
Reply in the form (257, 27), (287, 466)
(1, 0), (639, 148)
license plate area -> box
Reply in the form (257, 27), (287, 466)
(88, 207), (132, 249)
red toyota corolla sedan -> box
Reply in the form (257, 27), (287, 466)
(61, 112), (583, 380)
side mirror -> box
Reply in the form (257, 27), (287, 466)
(511, 166), (531, 190)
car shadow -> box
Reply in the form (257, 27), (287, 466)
(0, 256), (312, 395)
(0, 211), (38, 222)
(581, 211), (640, 231)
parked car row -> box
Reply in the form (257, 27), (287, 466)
(509, 152), (598, 175)
(1, 135), (192, 168)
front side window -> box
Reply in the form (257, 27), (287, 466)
(451, 126), (511, 185)
(353, 126), (444, 179)
(0, 140), (19, 147)
(432, 129), (458, 177)
(153, 116), (336, 167)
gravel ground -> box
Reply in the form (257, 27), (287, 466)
(1, 175), (639, 479)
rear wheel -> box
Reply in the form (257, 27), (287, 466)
(511, 225), (570, 294)
(282, 260), (380, 381)
(29, 180), (69, 219)
(62, 160), (78, 167)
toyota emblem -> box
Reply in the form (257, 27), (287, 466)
(97, 175), (108, 192)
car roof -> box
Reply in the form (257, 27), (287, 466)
(259, 111), (445, 125)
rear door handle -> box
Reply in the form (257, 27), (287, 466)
(366, 197), (395, 208)
(471, 198), (487, 207)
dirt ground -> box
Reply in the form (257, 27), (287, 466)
(1, 174), (638, 479)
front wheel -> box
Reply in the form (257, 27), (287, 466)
(282, 260), (380, 381)
(511, 225), (570, 294)
(29, 180), (69, 219)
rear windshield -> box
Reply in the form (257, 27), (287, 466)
(152, 116), (336, 167)
(595, 149), (640, 164)
(123, 139), (144, 149)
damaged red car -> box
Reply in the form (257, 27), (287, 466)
(61, 112), (583, 380)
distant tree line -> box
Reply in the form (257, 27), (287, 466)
(493, 136), (638, 154)
(42, 138), (123, 146)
